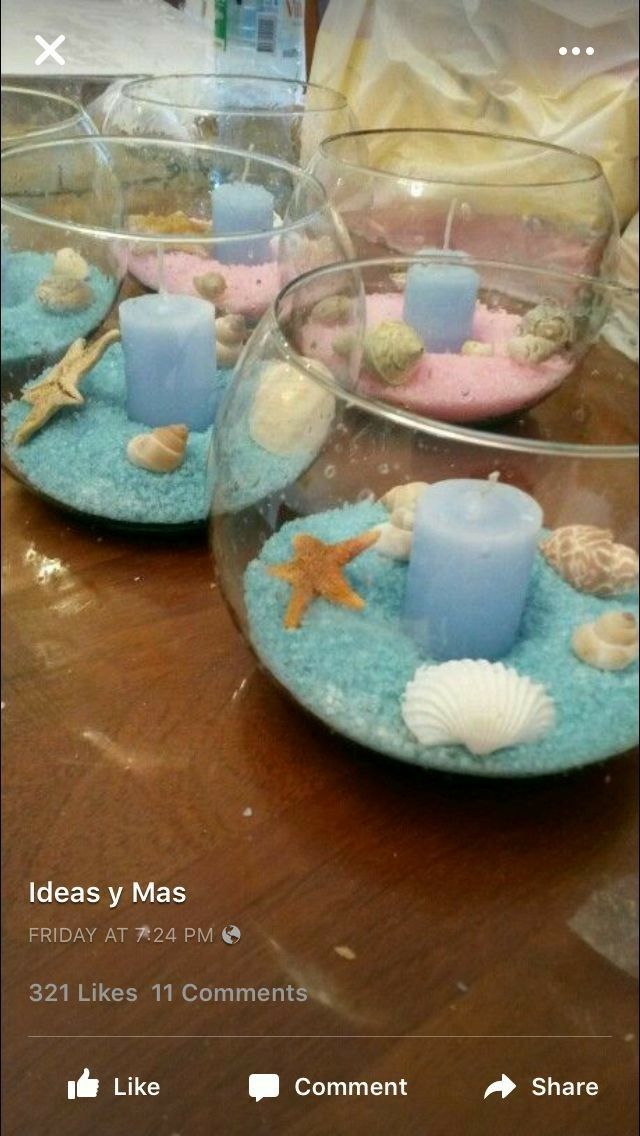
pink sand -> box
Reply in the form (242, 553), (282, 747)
(128, 251), (280, 322)
(301, 293), (573, 424)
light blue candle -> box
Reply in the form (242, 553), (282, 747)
(212, 182), (274, 265)
(404, 477), (543, 660)
(403, 256), (479, 353)
(120, 294), (217, 431)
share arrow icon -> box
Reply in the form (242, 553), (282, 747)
(484, 1074), (517, 1100)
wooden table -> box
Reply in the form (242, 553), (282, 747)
(2, 469), (637, 1136)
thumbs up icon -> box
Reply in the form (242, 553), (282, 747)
(67, 1069), (100, 1099)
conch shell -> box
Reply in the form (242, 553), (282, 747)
(310, 296), (353, 325)
(193, 271), (226, 301)
(541, 525), (639, 596)
(507, 334), (558, 364)
(522, 300), (576, 347)
(572, 611), (639, 671)
(36, 276), (94, 313)
(126, 424), (189, 473)
(402, 660), (555, 756)
(461, 340), (493, 356)
(380, 481), (429, 514)
(363, 320), (424, 386)
(215, 313), (247, 368)
(52, 247), (89, 280)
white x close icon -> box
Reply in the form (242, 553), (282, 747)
(34, 34), (66, 66)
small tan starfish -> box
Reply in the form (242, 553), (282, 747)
(268, 529), (380, 629)
(13, 329), (121, 446)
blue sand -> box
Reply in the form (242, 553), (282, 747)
(244, 502), (639, 777)
(2, 251), (118, 364)
(3, 344), (231, 526)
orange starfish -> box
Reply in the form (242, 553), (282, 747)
(268, 530), (380, 629)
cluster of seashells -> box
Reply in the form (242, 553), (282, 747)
(35, 247), (94, 314)
(126, 424), (189, 474)
(402, 660), (556, 757)
(371, 481), (429, 559)
(507, 299), (576, 365)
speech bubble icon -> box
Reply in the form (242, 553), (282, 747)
(249, 1073), (280, 1102)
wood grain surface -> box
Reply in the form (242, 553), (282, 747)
(2, 469), (638, 1136)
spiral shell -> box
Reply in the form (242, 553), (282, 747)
(507, 334), (558, 364)
(380, 481), (429, 514)
(402, 660), (555, 756)
(215, 313), (247, 367)
(541, 525), (639, 596)
(572, 611), (638, 671)
(52, 247), (89, 280)
(193, 271), (226, 301)
(249, 360), (335, 456)
(363, 320), (424, 386)
(126, 424), (189, 473)
(310, 295), (353, 325)
(36, 276), (94, 313)
(461, 340), (493, 356)
(522, 300), (576, 347)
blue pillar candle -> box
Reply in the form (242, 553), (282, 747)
(212, 182), (274, 265)
(403, 257), (480, 353)
(120, 294), (217, 432)
(404, 477), (543, 660)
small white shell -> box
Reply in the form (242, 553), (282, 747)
(310, 295), (353, 325)
(52, 247), (89, 280)
(370, 522), (412, 560)
(522, 300), (576, 347)
(389, 506), (415, 532)
(249, 360), (335, 456)
(126, 424), (188, 473)
(332, 331), (357, 358)
(402, 660), (555, 756)
(507, 334), (558, 364)
(215, 314), (247, 367)
(461, 340), (493, 356)
(380, 481), (429, 513)
(193, 271), (226, 300)
(572, 611), (638, 671)
(36, 276), (94, 313)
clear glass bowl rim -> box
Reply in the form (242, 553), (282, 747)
(0, 134), (337, 247)
(113, 72), (352, 118)
(317, 127), (607, 188)
(268, 254), (639, 461)
(1, 84), (91, 145)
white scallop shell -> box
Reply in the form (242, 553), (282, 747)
(249, 360), (335, 456)
(402, 660), (555, 756)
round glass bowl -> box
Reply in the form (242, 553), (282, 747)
(102, 74), (356, 166)
(307, 129), (619, 278)
(1, 136), (350, 531)
(211, 257), (638, 778)
(1, 85), (95, 149)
